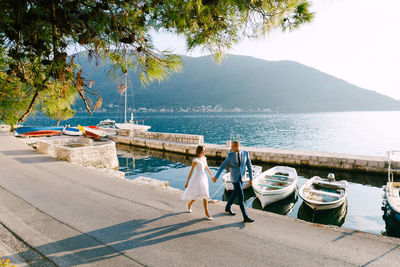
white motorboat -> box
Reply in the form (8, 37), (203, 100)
(97, 119), (117, 136)
(115, 113), (151, 132)
(222, 165), (262, 191)
(252, 166), (298, 208)
(383, 151), (400, 224)
(299, 173), (348, 210)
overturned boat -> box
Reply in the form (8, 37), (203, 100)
(14, 126), (63, 137)
(63, 126), (83, 136)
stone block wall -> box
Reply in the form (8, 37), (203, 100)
(244, 148), (394, 174)
(36, 138), (118, 169)
(131, 131), (204, 144)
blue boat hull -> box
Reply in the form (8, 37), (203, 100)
(14, 126), (64, 136)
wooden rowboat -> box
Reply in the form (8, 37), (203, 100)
(252, 166), (298, 208)
(299, 174), (348, 210)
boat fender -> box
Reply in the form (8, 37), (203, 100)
(327, 173), (335, 182)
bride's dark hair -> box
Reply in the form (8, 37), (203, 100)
(195, 145), (205, 157)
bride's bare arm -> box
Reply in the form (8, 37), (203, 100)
(206, 165), (213, 178)
(185, 161), (197, 188)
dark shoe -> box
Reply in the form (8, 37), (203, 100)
(243, 217), (254, 223)
(225, 209), (236, 216)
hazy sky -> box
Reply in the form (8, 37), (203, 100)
(152, 0), (400, 100)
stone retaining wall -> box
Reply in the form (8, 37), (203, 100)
(36, 137), (119, 169)
(132, 131), (203, 144)
(111, 134), (400, 174)
(116, 130), (203, 144)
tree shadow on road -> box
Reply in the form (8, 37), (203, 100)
(9, 211), (244, 266)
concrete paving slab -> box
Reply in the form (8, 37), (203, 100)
(0, 135), (399, 266)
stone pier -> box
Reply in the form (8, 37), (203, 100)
(110, 131), (397, 174)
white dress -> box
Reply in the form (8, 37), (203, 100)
(181, 156), (210, 200)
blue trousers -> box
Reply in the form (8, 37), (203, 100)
(226, 179), (249, 219)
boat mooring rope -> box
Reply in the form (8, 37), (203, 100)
(209, 183), (225, 200)
(312, 208), (316, 223)
(246, 196), (257, 208)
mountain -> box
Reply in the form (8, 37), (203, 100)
(75, 53), (400, 112)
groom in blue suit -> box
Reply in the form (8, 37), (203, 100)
(213, 141), (254, 223)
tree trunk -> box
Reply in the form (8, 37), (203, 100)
(18, 90), (39, 123)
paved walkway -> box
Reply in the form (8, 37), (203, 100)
(0, 133), (400, 266)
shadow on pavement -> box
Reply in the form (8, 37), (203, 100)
(9, 212), (244, 266)
(12, 156), (59, 164)
(0, 150), (36, 156)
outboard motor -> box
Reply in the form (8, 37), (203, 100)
(327, 173), (335, 182)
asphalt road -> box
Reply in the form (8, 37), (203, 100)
(0, 133), (399, 266)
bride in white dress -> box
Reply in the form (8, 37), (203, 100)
(182, 145), (214, 220)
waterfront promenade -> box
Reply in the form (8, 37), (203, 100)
(1, 133), (400, 266)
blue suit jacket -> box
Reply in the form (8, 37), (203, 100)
(215, 150), (253, 183)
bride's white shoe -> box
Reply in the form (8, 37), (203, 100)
(205, 216), (214, 220)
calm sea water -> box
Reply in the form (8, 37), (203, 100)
(25, 111), (400, 156)
(24, 111), (400, 236)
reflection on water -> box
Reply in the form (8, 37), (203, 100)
(252, 191), (298, 215)
(117, 143), (222, 167)
(117, 144), (225, 194)
(297, 201), (348, 227)
(116, 145), (393, 237)
(222, 188), (256, 206)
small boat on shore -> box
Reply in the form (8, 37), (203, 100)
(20, 130), (62, 137)
(252, 166), (298, 208)
(63, 126), (83, 136)
(383, 151), (400, 224)
(222, 165), (262, 191)
(78, 125), (107, 139)
(299, 173), (348, 210)
(14, 126), (64, 137)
